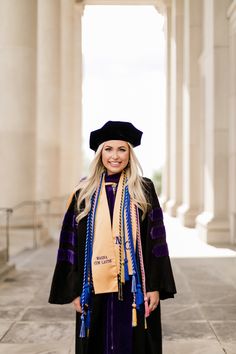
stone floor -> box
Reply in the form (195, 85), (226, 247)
(0, 215), (236, 354)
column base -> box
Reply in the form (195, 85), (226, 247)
(196, 212), (230, 244)
(230, 212), (236, 244)
(165, 199), (179, 217)
(177, 204), (199, 228)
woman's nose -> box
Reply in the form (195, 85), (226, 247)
(112, 151), (118, 159)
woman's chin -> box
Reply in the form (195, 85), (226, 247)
(107, 167), (122, 175)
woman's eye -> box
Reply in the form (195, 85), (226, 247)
(104, 147), (127, 152)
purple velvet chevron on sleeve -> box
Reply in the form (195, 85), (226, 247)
(60, 230), (76, 246)
(56, 196), (78, 264)
(150, 225), (166, 240)
(62, 209), (77, 228)
(148, 206), (163, 222)
(57, 248), (76, 265)
(148, 206), (169, 257)
(152, 243), (169, 257)
(59, 207), (77, 248)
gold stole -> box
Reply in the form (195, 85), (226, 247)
(92, 172), (137, 294)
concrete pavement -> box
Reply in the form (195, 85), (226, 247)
(0, 215), (236, 354)
(163, 216), (236, 354)
(0, 244), (75, 354)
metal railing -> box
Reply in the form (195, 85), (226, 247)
(0, 196), (68, 262)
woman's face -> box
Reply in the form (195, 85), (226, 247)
(102, 140), (130, 175)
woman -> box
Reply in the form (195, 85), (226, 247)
(49, 121), (176, 354)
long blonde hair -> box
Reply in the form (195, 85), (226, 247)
(76, 142), (149, 223)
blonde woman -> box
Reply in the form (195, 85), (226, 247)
(49, 121), (176, 354)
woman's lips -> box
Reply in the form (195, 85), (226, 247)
(109, 162), (120, 166)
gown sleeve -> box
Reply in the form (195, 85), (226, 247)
(141, 178), (177, 300)
(48, 192), (82, 304)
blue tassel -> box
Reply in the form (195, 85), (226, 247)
(131, 274), (137, 293)
(85, 309), (91, 329)
(136, 284), (144, 309)
(124, 258), (130, 281)
(79, 315), (86, 338)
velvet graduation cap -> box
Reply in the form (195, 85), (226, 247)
(89, 121), (143, 151)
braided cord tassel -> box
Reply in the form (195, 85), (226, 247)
(124, 186), (144, 326)
(122, 199), (130, 282)
(87, 172), (104, 295)
(79, 208), (92, 338)
(135, 205), (150, 319)
(83, 199), (95, 333)
(88, 174), (103, 266)
(79, 174), (104, 338)
(124, 186), (137, 286)
(117, 170), (126, 300)
(124, 188), (143, 299)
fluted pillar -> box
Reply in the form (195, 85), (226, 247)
(60, 0), (83, 195)
(0, 0), (37, 207)
(228, 0), (236, 244)
(160, 2), (171, 210)
(36, 0), (61, 200)
(166, 0), (184, 216)
(73, 2), (84, 184)
(177, 0), (203, 227)
(196, 0), (231, 243)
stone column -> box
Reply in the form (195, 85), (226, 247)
(36, 0), (60, 200)
(177, 0), (203, 227)
(73, 2), (84, 183)
(160, 2), (172, 210)
(228, 0), (236, 244)
(196, 0), (231, 243)
(166, 0), (184, 216)
(0, 0), (36, 269)
(0, 0), (37, 207)
(60, 0), (83, 196)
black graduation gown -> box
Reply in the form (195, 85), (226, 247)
(49, 177), (176, 354)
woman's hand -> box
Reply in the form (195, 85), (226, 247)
(73, 296), (82, 313)
(146, 291), (160, 313)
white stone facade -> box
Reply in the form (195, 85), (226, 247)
(162, 0), (236, 245)
(0, 0), (83, 208)
(0, 0), (236, 273)
(0, 0), (83, 270)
